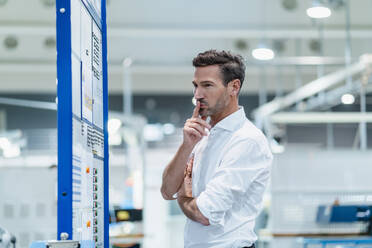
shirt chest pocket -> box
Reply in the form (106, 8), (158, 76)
(203, 155), (224, 185)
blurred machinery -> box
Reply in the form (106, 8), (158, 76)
(253, 54), (372, 152)
(0, 226), (16, 248)
(298, 205), (372, 248)
(317, 205), (372, 228)
(108, 113), (146, 248)
(0, 166), (58, 248)
(265, 146), (372, 248)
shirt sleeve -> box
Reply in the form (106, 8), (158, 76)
(196, 138), (272, 227)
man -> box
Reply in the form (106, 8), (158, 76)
(161, 50), (272, 248)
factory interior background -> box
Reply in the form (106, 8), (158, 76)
(1, 0), (372, 247)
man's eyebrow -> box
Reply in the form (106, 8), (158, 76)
(200, 81), (215, 84)
(192, 80), (215, 86)
(193, 81), (214, 84)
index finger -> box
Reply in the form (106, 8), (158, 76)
(192, 101), (200, 118)
(186, 156), (194, 175)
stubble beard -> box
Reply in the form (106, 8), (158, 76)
(200, 92), (229, 117)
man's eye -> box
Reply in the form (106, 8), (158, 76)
(205, 84), (212, 87)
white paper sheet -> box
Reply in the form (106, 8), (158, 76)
(80, 6), (93, 123)
(71, 0), (81, 56)
(92, 22), (103, 130)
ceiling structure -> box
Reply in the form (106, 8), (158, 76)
(0, 0), (372, 95)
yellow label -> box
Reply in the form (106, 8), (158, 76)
(117, 211), (130, 221)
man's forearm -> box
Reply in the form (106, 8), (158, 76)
(177, 196), (210, 226)
(161, 143), (194, 200)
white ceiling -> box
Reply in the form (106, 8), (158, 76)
(0, 0), (372, 94)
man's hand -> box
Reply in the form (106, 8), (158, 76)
(178, 155), (194, 198)
(161, 101), (210, 200)
(183, 101), (211, 148)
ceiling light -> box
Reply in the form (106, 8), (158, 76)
(281, 0), (298, 11)
(328, 0), (344, 10)
(235, 39), (249, 51)
(252, 47), (275, 61)
(273, 39), (286, 54)
(3, 36), (18, 49)
(341, 94), (355, 104)
(44, 37), (56, 49)
(306, 5), (331, 19)
(309, 39), (322, 53)
(40, 0), (55, 7)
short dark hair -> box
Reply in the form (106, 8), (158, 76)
(192, 50), (246, 90)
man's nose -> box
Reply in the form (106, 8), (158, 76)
(194, 87), (203, 99)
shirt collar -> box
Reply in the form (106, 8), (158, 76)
(213, 106), (246, 132)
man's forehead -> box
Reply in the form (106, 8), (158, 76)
(193, 65), (222, 82)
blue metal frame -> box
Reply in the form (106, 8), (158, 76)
(101, 1), (109, 248)
(57, 0), (73, 239)
(57, 1), (108, 248)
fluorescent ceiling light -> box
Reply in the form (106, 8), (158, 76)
(252, 47), (275, 61)
(306, 6), (331, 19)
(341, 93), (355, 104)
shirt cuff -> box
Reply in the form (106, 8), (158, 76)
(196, 193), (225, 227)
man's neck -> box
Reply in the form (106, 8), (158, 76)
(210, 104), (239, 127)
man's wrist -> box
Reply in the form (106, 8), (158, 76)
(177, 196), (210, 226)
(177, 194), (192, 203)
(180, 141), (195, 153)
(177, 195), (194, 211)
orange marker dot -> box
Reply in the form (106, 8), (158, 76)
(86, 167), (90, 174)
(87, 220), (91, 227)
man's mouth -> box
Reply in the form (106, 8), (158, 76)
(198, 101), (208, 108)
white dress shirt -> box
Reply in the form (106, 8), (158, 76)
(184, 107), (272, 248)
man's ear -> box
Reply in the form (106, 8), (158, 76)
(229, 79), (241, 96)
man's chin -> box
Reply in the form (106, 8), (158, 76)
(199, 109), (209, 118)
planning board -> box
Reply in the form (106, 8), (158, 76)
(57, 0), (108, 247)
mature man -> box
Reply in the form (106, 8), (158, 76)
(161, 50), (272, 248)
